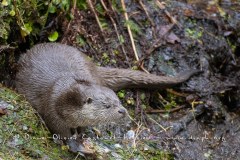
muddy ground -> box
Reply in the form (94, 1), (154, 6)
(1, 0), (240, 159)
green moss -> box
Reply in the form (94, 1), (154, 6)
(117, 90), (126, 99)
(115, 147), (174, 160)
(0, 84), (75, 159)
(184, 19), (203, 41)
(227, 38), (237, 53)
(185, 28), (203, 40)
(124, 20), (142, 36)
(101, 52), (110, 64)
(76, 35), (86, 47)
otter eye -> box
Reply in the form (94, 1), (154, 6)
(106, 105), (111, 108)
(86, 97), (93, 104)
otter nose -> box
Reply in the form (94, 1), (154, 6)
(118, 108), (126, 115)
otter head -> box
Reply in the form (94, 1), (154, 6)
(56, 82), (129, 128)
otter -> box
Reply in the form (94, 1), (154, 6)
(16, 43), (199, 138)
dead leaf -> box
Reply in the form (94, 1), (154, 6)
(184, 9), (195, 17)
(0, 106), (7, 116)
(158, 24), (174, 37)
(167, 32), (180, 44)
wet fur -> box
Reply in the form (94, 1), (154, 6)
(16, 43), (199, 137)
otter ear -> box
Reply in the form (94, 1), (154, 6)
(86, 97), (93, 104)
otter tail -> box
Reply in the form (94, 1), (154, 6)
(97, 67), (201, 91)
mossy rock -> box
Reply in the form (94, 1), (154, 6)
(0, 84), (76, 159)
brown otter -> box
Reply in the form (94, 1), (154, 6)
(16, 43), (199, 138)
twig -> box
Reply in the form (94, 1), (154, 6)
(86, 0), (105, 42)
(139, 60), (150, 74)
(136, 91), (148, 126)
(166, 88), (189, 97)
(146, 115), (168, 131)
(100, 0), (129, 64)
(73, 0), (76, 9)
(132, 122), (142, 148)
(121, 0), (139, 61)
(0, 45), (15, 53)
(146, 105), (187, 113)
(138, 0), (156, 39)
(74, 152), (81, 160)
(158, 92), (177, 106)
(61, 0), (77, 43)
(138, 0), (154, 26)
(191, 100), (204, 121)
(133, 123), (150, 147)
(155, 0), (181, 28)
